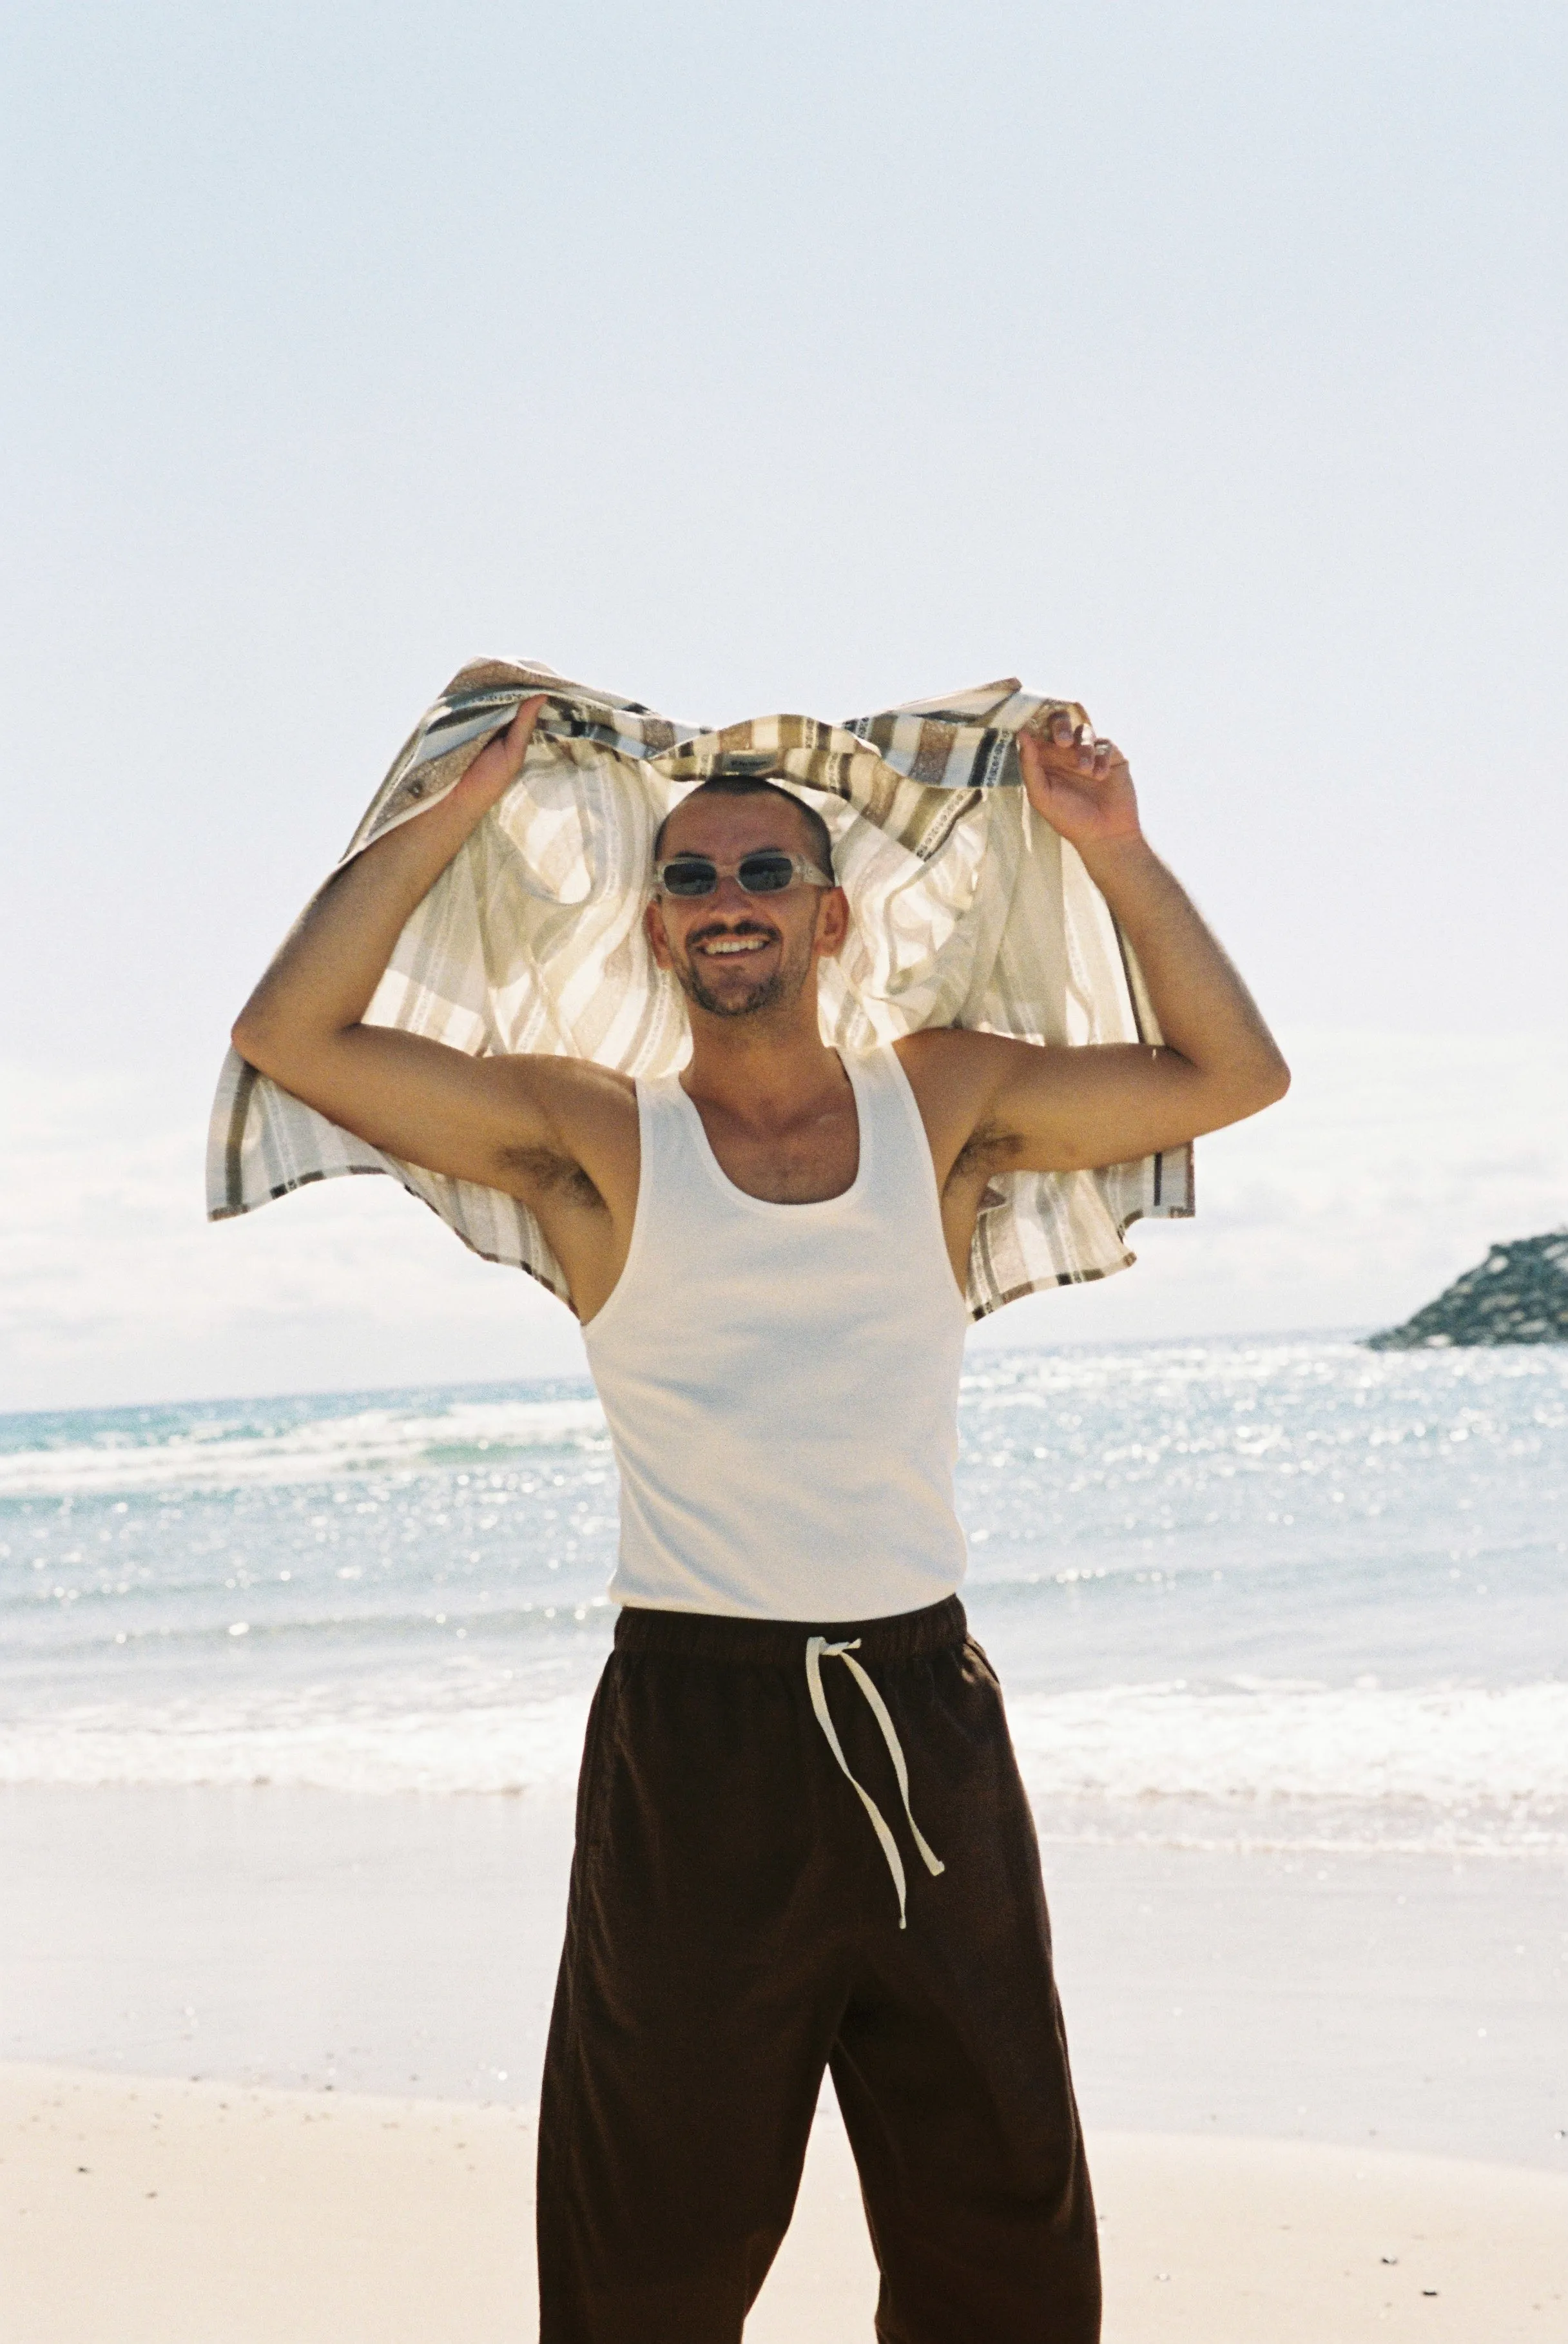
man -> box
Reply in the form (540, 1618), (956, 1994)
(233, 692), (1288, 2342)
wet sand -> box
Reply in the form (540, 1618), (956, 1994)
(3, 1783), (1566, 2337)
(4, 1783), (1565, 2167)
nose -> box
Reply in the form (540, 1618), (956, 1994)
(706, 872), (755, 916)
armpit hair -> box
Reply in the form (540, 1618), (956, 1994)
(947, 1121), (1025, 1188)
(497, 1143), (606, 1211)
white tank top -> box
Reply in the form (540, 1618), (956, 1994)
(582, 1043), (971, 1622)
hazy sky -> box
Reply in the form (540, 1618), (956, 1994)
(4, 2), (1565, 1406)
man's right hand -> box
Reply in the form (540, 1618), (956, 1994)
(447, 693), (550, 818)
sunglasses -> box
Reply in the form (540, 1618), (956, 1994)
(653, 851), (834, 898)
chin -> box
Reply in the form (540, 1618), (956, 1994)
(675, 934), (815, 1021)
(687, 974), (789, 1018)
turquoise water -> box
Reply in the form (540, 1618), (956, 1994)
(3, 1338), (1565, 1852)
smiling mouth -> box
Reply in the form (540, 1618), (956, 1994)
(692, 933), (776, 958)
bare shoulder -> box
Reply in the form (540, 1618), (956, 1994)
(893, 1026), (1028, 1115)
(891, 1028), (1025, 1189)
(506, 1053), (637, 1120)
(893, 1025), (1014, 1080)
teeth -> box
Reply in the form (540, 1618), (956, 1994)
(701, 938), (769, 954)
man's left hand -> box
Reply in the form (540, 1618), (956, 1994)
(1018, 714), (1141, 853)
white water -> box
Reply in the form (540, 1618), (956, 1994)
(3, 1341), (1565, 1852)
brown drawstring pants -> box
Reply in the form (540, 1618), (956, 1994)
(537, 1597), (1101, 2343)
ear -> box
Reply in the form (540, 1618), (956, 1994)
(644, 895), (673, 971)
(811, 886), (851, 964)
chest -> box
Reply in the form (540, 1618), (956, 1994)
(688, 1093), (862, 1205)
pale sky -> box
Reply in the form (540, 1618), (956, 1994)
(4, 3), (1565, 1409)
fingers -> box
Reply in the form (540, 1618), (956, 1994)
(1045, 712), (1119, 775)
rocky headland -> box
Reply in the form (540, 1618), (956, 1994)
(1366, 1229), (1568, 1348)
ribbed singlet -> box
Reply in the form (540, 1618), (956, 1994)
(581, 1043), (971, 1622)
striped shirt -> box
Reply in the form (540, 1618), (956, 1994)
(208, 658), (1193, 1319)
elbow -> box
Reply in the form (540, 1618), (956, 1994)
(1228, 1052), (1290, 1119)
(231, 1002), (353, 1094)
(1254, 1047), (1291, 1109)
(231, 1003), (293, 1083)
(230, 1007), (269, 1071)
(1202, 1046), (1290, 1129)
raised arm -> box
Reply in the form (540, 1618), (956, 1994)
(903, 715), (1290, 1180)
(231, 697), (568, 1190)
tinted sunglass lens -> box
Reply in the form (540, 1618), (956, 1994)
(737, 855), (795, 892)
(662, 860), (718, 895)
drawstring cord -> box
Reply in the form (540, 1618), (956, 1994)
(804, 1636), (945, 1928)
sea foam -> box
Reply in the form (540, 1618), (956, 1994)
(4, 1342), (1565, 1852)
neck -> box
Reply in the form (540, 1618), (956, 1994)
(681, 991), (846, 1127)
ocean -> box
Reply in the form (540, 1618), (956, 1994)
(3, 1337), (1565, 1858)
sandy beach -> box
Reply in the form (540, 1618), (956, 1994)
(3, 1781), (1565, 2338)
(5, 2062), (1565, 2342)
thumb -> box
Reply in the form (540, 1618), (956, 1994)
(473, 693), (550, 789)
(501, 692), (550, 769)
(1017, 728), (1054, 807)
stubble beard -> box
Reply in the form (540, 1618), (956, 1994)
(671, 922), (815, 1021)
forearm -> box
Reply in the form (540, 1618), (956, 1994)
(231, 695), (542, 1085)
(232, 793), (485, 1078)
(1076, 834), (1288, 1110)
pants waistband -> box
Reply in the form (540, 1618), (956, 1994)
(612, 1594), (967, 1669)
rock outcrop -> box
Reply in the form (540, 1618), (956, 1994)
(1366, 1230), (1568, 1349)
